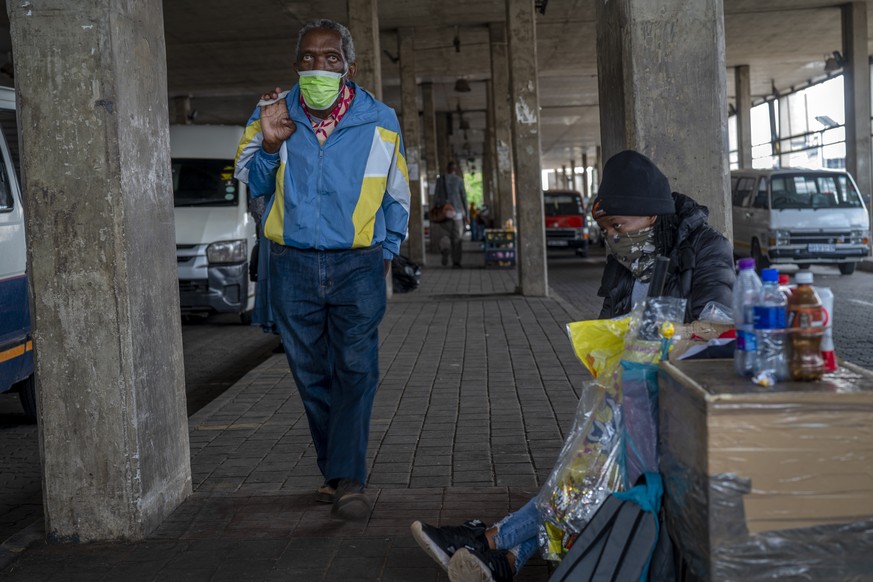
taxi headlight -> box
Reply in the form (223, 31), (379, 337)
(206, 240), (246, 264)
(768, 229), (790, 247)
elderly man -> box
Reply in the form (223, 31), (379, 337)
(234, 18), (411, 520)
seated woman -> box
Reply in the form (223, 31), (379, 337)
(410, 150), (735, 582)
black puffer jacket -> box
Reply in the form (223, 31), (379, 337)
(597, 193), (735, 323)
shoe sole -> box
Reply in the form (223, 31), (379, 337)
(410, 521), (450, 572)
(314, 490), (335, 504)
(331, 492), (371, 521)
(448, 548), (494, 582)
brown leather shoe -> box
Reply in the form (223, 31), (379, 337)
(330, 479), (371, 521)
(315, 483), (336, 504)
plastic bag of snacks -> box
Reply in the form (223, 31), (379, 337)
(565, 316), (631, 379)
(536, 297), (686, 561)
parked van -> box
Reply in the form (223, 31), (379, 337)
(170, 125), (256, 322)
(543, 189), (589, 257)
(731, 168), (870, 274)
(0, 86), (36, 421)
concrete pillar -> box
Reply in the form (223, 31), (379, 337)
(594, 146), (602, 195)
(735, 65), (753, 168)
(421, 82), (439, 212)
(561, 165), (568, 189)
(569, 159), (577, 191)
(347, 0), (382, 99)
(436, 112), (450, 179)
(483, 79), (496, 214)
(506, 0), (548, 297)
(842, 2), (873, 202)
(490, 22), (515, 229)
(581, 153), (590, 201)
(595, 0), (731, 239)
(398, 29), (425, 264)
(171, 95), (192, 125)
(767, 99), (781, 167)
(7, 0), (190, 542)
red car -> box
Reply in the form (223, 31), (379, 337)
(543, 189), (589, 257)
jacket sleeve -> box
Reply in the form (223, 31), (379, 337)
(687, 228), (736, 320)
(598, 256), (631, 319)
(380, 126), (411, 260)
(234, 107), (280, 198)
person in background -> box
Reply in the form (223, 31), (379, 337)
(468, 202), (480, 241)
(408, 149), (735, 581)
(234, 18), (410, 521)
(434, 161), (468, 267)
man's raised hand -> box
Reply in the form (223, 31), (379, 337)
(260, 87), (296, 154)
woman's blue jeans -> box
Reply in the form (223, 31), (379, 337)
(493, 496), (541, 573)
(269, 242), (386, 485)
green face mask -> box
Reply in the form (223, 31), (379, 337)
(299, 69), (344, 110)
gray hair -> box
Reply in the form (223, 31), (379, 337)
(295, 19), (356, 64)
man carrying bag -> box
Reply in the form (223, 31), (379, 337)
(431, 161), (467, 267)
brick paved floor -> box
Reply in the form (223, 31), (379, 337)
(1, 251), (606, 581)
(6, 246), (870, 580)
(6, 246), (873, 582)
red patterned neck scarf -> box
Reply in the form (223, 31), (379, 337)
(301, 83), (356, 145)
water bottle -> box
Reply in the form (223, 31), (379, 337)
(753, 268), (788, 383)
(787, 272), (825, 381)
(733, 258), (762, 376)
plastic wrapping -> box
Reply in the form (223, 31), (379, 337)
(537, 297), (686, 561)
(698, 301), (733, 323)
(659, 358), (873, 581)
(620, 360), (660, 486)
(566, 317), (630, 379)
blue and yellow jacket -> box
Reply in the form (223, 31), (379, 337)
(234, 83), (410, 260)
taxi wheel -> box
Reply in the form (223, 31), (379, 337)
(16, 375), (37, 423)
(751, 239), (770, 272)
(838, 262), (856, 275)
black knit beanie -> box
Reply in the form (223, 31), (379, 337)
(591, 150), (676, 218)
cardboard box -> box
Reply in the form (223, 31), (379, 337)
(658, 359), (873, 580)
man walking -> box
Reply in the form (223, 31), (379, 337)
(234, 18), (411, 520)
(434, 161), (468, 267)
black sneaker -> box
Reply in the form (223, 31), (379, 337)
(448, 547), (514, 582)
(410, 519), (488, 571)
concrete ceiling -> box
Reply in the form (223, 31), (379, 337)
(0, 0), (869, 170)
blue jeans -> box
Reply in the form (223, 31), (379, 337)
(493, 497), (541, 573)
(269, 242), (386, 485)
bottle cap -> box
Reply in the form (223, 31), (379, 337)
(778, 274), (790, 285)
(795, 271), (813, 284)
(761, 268), (779, 282)
(737, 258), (756, 271)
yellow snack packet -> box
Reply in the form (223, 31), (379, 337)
(566, 317), (631, 378)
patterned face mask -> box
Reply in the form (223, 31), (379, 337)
(605, 226), (658, 280)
